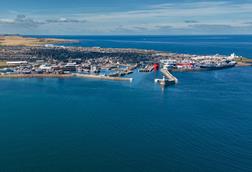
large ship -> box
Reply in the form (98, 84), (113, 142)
(200, 60), (237, 70)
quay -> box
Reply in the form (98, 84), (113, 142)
(74, 73), (133, 82)
(0, 73), (73, 78)
(160, 68), (178, 84)
(0, 73), (133, 82)
(155, 76), (176, 86)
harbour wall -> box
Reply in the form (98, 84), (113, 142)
(0, 73), (133, 82)
(160, 69), (178, 84)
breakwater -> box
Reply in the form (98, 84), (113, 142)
(160, 68), (178, 84)
(75, 73), (133, 82)
(0, 74), (73, 78)
(0, 73), (133, 82)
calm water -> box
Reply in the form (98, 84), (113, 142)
(1, 36), (252, 172)
(32, 35), (252, 58)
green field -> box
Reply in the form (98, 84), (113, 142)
(236, 57), (252, 63)
(0, 61), (7, 68)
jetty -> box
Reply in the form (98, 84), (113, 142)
(161, 68), (178, 84)
(0, 73), (73, 78)
(75, 73), (133, 82)
(155, 76), (176, 86)
(0, 73), (133, 82)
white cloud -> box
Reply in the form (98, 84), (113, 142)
(46, 17), (86, 23)
(0, 19), (15, 24)
(1, 1), (252, 34)
(82, 1), (252, 21)
(0, 15), (44, 28)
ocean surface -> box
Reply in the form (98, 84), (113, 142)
(1, 35), (252, 172)
(33, 35), (252, 58)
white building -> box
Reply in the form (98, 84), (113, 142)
(6, 61), (28, 65)
(39, 64), (52, 70)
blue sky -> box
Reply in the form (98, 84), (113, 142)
(0, 0), (252, 35)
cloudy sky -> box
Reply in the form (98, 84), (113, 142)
(0, 0), (252, 35)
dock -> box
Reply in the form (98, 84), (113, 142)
(155, 76), (176, 86)
(159, 68), (178, 85)
(0, 73), (73, 78)
(0, 73), (133, 82)
(75, 73), (133, 82)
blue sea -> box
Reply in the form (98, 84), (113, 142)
(0, 35), (252, 172)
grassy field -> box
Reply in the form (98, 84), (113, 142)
(236, 57), (252, 63)
(234, 57), (252, 66)
(0, 36), (77, 46)
(0, 61), (7, 68)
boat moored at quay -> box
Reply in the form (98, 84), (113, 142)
(199, 60), (237, 70)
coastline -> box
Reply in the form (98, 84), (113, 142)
(0, 36), (78, 46)
(236, 61), (252, 67)
(0, 73), (133, 82)
(0, 74), (73, 78)
(1, 35), (251, 84)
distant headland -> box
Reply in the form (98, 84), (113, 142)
(0, 35), (78, 47)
